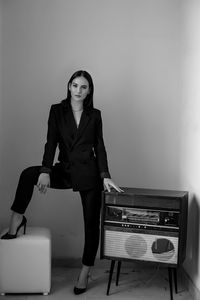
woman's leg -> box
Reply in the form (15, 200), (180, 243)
(76, 187), (102, 288)
(11, 165), (70, 214)
(79, 187), (102, 266)
(11, 166), (41, 214)
(7, 165), (70, 234)
(6, 166), (40, 234)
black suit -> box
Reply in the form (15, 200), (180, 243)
(10, 100), (111, 266)
(41, 100), (110, 190)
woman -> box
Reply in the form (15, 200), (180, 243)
(1, 70), (123, 294)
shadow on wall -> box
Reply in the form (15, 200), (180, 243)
(185, 194), (200, 276)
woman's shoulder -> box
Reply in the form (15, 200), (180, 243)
(90, 107), (101, 114)
(86, 108), (102, 120)
(50, 100), (69, 111)
(51, 103), (61, 109)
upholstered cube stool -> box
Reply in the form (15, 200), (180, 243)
(0, 227), (51, 295)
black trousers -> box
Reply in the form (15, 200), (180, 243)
(11, 166), (102, 266)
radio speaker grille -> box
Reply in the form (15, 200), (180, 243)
(104, 230), (178, 264)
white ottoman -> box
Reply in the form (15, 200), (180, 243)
(0, 227), (51, 295)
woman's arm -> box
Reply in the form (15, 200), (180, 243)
(37, 105), (58, 193)
(94, 111), (111, 179)
(40, 105), (58, 174)
(94, 111), (123, 193)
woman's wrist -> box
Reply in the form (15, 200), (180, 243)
(40, 166), (52, 174)
(40, 173), (50, 176)
(100, 172), (111, 179)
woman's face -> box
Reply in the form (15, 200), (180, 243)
(69, 76), (90, 103)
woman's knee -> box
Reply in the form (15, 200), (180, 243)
(84, 216), (100, 232)
(19, 166), (40, 183)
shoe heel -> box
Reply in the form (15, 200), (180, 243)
(23, 223), (27, 235)
(17, 216), (27, 236)
(1, 215), (27, 240)
(22, 216), (27, 235)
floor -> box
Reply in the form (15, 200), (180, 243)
(1, 263), (194, 300)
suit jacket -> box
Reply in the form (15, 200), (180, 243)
(40, 100), (111, 191)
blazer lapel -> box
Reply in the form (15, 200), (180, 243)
(61, 100), (92, 150)
(61, 102), (77, 148)
(71, 110), (91, 149)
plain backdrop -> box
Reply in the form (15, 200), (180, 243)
(0, 0), (200, 294)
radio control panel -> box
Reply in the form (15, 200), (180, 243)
(105, 206), (179, 228)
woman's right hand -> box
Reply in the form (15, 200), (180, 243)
(37, 173), (50, 194)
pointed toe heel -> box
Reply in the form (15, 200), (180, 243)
(73, 274), (89, 295)
(73, 286), (87, 295)
(1, 216), (27, 240)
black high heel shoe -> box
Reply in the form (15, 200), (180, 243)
(1, 216), (27, 239)
(73, 275), (89, 295)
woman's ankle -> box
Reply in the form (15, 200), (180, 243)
(76, 265), (91, 288)
(8, 212), (23, 234)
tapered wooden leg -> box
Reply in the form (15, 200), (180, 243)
(107, 260), (115, 295)
(168, 267), (173, 300)
(116, 261), (122, 286)
(173, 268), (178, 294)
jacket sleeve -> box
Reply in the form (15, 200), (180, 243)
(40, 105), (58, 174)
(94, 111), (111, 179)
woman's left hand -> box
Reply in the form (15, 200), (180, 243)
(103, 178), (124, 193)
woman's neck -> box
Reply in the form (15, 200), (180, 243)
(70, 99), (84, 112)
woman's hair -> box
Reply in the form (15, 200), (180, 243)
(66, 70), (94, 109)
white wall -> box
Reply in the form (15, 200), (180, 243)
(0, 1), (3, 190)
(180, 0), (200, 293)
(1, 0), (182, 259)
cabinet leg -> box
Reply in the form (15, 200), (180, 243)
(173, 268), (178, 294)
(116, 261), (122, 286)
(107, 260), (115, 295)
(168, 267), (173, 300)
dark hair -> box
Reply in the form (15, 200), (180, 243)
(66, 70), (94, 109)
